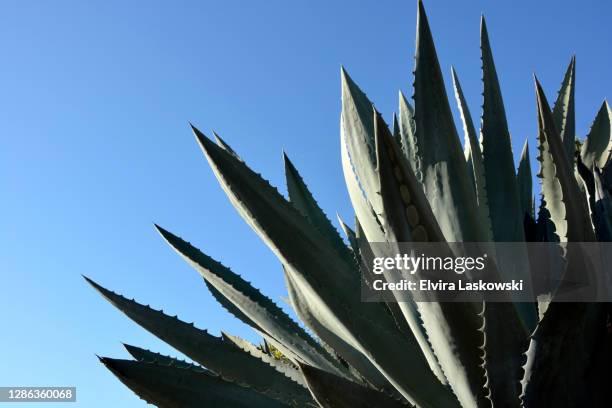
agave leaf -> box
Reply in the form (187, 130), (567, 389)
(374, 109), (446, 244)
(480, 16), (537, 334)
(591, 169), (612, 241)
(517, 140), (534, 219)
(581, 101), (612, 169)
(340, 67), (386, 242)
(575, 152), (602, 231)
(392, 113), (401, 146)
(298, 362), (411, 408)
(398, 91), (418, 172)
(529, 197), (564, 320)
(413, 1), (484, 243)
(99, 357), (289, 408)
(521, 302), (608, 407)
(591, 170), (612, 305)
(453, 43), (528, 404)
(213, 131), (242, 161)
(535, 78), (595, 242)
(523, 81), (605, 406)
(284, 260), (440, 403)
(481, 302), (527, 408)
(372, 107), (447, 375)
(374, 108), (500, 408)
(450, 67), (493, 240)
(282, 265), (393, 391)
(480, 16), (524, 243)
(204, 280), (259, 328)
(576, 153), (595, 201)
(221, 332), (307, 387)
(193, 126), (459, 407)
(523, 212), (537, 242)
(84, 277), (311, 404)
(336, 214), (359, 254)
(337, 212), (414, 340)
(155, 225), (347, 379)
(123, 343), (206, 372)
(552, 56), (576, 164)
(284, 153), (350, 259)
(535, 197), (559, 243)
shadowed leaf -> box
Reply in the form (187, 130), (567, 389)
(299, 363), (411, 408)
(523, 81), (604, 407)
(99, 357), (289, 407)
(552, 56), (576, 164)
(517, 141), (533, 219)
(84, 276), (311, 405)
(535, 78), (595, 242)
(581, 101), (612, 169)
(123, 344), (206, 372)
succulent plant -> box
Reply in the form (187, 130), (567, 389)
(87, 1), (612, 407)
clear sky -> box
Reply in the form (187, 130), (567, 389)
(0, 0), (610, 406)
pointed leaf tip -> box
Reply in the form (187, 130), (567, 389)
(191, 125), (226, 162)
(535, 77), (551, 126)
(83, 275), (109, 297)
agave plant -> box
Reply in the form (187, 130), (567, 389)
(87, 1), (612, 407)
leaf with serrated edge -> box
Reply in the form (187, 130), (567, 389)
(374, 107), (492, 408)
(340, 68), (386, 243)
(451, 67), (493, 241)
(535, 78), (595, 243)
(337, 212), (417, 343)
(480, 16), (537, 335)
(480, 16), (524, 244)
(522, 83), (603, 406)
(155, 225), (347, 379)
(192, 125), (459, 407)
(398, 91), (418, 172)
(413, 1), (484, 243)
(204, 280), (259, 328)
(221, 332), (307, 387)
(85, 276), (311, 405)
(282, 264), (394, 392)
(99, 357), (289, 407)
(284, 153), (350, 259)
(336, 214), (359, 254)
(552, 56), (576, 164)
(123, 343), (206, 372)
(521, 302), (607, 407)
(581, 101), (612, 169)
(213, 131), (243, 161)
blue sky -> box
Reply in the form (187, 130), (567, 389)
(0, 0), (610, 406)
